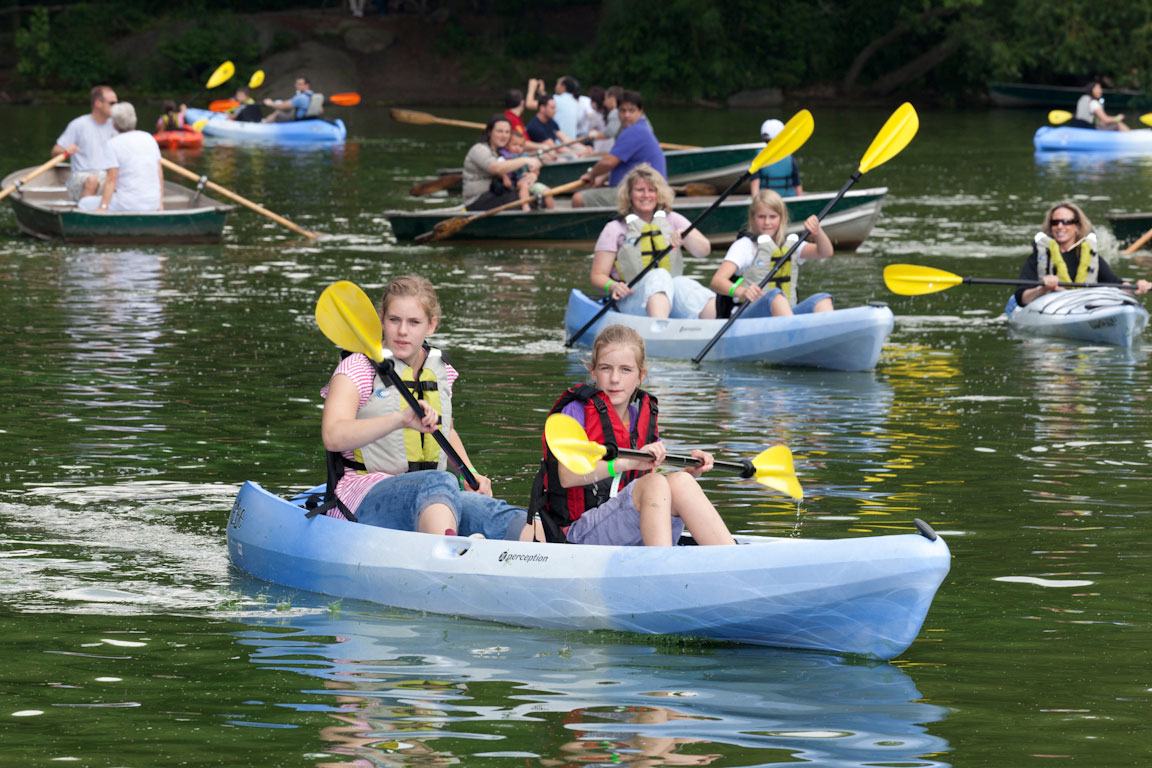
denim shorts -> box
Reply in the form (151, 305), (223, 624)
(740, 290), (833, 317)
(565, 481), (686, 546)
(456, 492), (529, 540)
(354, 470), (460, 531)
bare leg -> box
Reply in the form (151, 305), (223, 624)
(697, 296), (717, 319)
(417, 502), (457, 535)
(813, 297), (834, 312)
(630, 473), (674, 546)
(666, 472), (735, 545)
(572, 191), (585, 208)
(82, 175), (99, 197)
(769, 293), (793, 317)
(646, 292), (671, 318)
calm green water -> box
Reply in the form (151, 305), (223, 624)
(2, 104), (1151, 766)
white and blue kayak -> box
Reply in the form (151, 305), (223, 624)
(227, 481), (950, 659)
(564, 289), (894, 370)
(1005, 287), (1148, 346)
(1034, 125), (1152, 153)
(186, 107), (346, 144)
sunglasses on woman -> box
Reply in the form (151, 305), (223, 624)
(1050, 217), (1078, 227)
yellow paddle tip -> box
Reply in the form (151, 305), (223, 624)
(751, 445), (803, 499)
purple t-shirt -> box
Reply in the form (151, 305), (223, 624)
(608, 117), (666, 186)
(562, 401), (641, 437)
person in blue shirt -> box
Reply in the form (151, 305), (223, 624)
(263, 76), (318, 123)
(749, 119), (802, 197)
(573, 90), (665, 208)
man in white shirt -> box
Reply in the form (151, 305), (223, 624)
(81, 102), (163, 213)
(52, 85), (118, 200)
(553, 76), (581, 138)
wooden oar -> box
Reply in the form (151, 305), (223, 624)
(1123, 226), (1152, 255)
(0, 153), (68, 202)
(414, 179), (584, 244)
(565, 109), (815, 348)
(883, 264), (1138, 295)
(314, 281), (479, 490)
(692, 103), (919, 364)
(390, 107), (698, 150)
(545, 414), (802, 499)
(158, 157), (321, 239)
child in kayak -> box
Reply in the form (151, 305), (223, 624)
(708, 190), (834, 319)
(532, 324), (736, 546)
(321, 274), (532, 540)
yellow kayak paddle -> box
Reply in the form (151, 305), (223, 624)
(883, 263), (1138, 295)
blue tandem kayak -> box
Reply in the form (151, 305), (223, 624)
(563, 289), (894, 370)
(186, 107), (346, 144)
(227, 481), (951, 659)
(1005, 287), (1148, 346)
(1033, 125), (1152, 153)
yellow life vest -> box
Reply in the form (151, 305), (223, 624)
(1035, 232), (1098, 287)
(353, 348), (452, 475)
(614, 211), (683, 281)
(741, 233), (799, 305)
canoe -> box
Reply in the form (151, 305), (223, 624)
(227, 480), (950, 659)
(1033, 125), (1152, 153)
(185, 107), (346, 144)
(1105, 211), (1152, 246)
(1005, 287), (1149, 346)
(1, 164), (232, 244)
(386, 187), (886, 249)
(989, 81), (1145, 109)
(564, 289), (894, 370)
(153, 130), (203, 149)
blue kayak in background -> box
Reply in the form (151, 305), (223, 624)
(1034, 125), (1152, 153)
(186, 107), (346, 144)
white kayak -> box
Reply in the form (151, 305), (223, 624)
(228, 481), (951, 660)
(564, 289), (894, 371)
(1005, 287), (1148, 346)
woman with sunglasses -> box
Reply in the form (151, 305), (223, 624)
(1015, 202), (1150, 306)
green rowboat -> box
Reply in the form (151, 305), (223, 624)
(387, 187), (887, 249)
(2, 164), (233, 244)
(1106, 212), (1152, 247)
(988, 82), (1147, 109)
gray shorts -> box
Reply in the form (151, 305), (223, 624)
(565, 481), (686, 546)
(578, 184), (619, 208)
(66, 170), (106, 201)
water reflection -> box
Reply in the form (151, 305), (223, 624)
(229, 591), (951, 768)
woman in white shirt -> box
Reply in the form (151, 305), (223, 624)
(84, 102), (163, 212)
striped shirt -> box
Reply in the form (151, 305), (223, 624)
(320, 353), (459, 519)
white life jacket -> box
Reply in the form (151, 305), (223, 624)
(614, 210), (683, 281)
(1035, 232), (1098, 285)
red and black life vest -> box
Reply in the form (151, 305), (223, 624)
(528, 383), (659, 543)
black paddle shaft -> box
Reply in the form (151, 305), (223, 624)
(564, 170), (754, 347)
(371, 356), (479, 491)
(692, 170), (862, 363)
(604, 444), (755, 479)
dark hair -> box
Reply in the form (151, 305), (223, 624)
(504, 89), (523, 109)
(481, 113), (511, 145)
(589, 85), (607, 117)
(162, 99), (177, 115)
(561, 76), (580, 97)
(537, 93), (554, 109)
(606, 85), (623, 101)
(619, 89), (643, 111)
(297, 75), (310, 87)
(90, 85), (112, 106)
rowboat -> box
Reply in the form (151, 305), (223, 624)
(1105, 211), (1152, 246)
(185, 107), (346, 144)
(1005, 288), (1148, 346)
(989, 81), (1145, 109)
(387, 187), (886, 248)
(227, 480), (950, 659)
(2, 164), (232, 244)
(1033, 126), (1152, 153)
(153, 130), (203, 149)
(565, 289), (894, 370)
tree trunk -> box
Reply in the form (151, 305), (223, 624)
(866, 36), (963, 96)
(841, 6), (958, 96)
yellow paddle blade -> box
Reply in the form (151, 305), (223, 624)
(249, 70), (265, 89)
(191, 118), (208, 132)
(749, 109), (813, 174)
(315, 281), (385, 362)
(1049, 109), (1073, 125)
(858, 102), (919, 174)
(544, 414), (606, 475)
(751, 445), (803, 500)
(1140, 113), (1152, 127)
(883, 264), (964, 296)
(206, 61), (235, 89)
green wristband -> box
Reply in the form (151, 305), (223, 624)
(729, 277), (744, 298)
(606, 458), (617, 478)
(604, 279), (615, 294)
